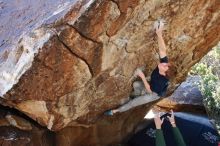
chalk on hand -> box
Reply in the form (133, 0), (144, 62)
(154, 19), (165, 30)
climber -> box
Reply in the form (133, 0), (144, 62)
(104, 20), (176, 116)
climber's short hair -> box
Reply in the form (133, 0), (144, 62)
(165, 62), (177, 79)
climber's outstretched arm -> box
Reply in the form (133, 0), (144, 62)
(156, 22), (167, 58)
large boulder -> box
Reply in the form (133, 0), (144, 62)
(0, 0), (220, 145)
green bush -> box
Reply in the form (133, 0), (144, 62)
(213, 43), (220, 59)
(190, 45), (220, 135)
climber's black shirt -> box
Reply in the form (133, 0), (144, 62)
(150, 56), (169, 97)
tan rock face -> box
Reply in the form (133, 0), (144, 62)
(1, 0), (220, 145)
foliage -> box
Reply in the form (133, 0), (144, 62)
(213, 43), (220, 59)
(190, 43), (220, 135)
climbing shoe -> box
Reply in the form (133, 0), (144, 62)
(104, 110), (113, 116)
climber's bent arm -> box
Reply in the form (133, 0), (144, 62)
(140, 75), (153, 94)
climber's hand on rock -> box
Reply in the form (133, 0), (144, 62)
(136, 69), (145, 79)
(156, 20), (164, 36)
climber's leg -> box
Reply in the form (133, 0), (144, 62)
(114, 92), (160, 113)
